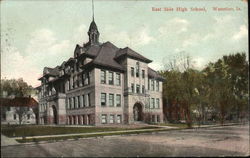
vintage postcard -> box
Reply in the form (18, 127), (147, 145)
(0, 0), (249, 157)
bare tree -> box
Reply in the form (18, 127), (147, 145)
(15, 107), (29, 125)
(164, 51), (194, 72)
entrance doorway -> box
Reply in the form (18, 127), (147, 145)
(52, 105), (58, 124)
(133, 103), (143, 121)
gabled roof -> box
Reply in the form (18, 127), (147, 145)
(0, 97), (38, 107)
(39, 41), (164, 81)
(44, 67), (59, 76)
(65, 58), (75, 66)
(148, 67), (165, 81)
(115, 47), (152, 63)
(39, 67), (60, 80)
(89, 42), (124, 71)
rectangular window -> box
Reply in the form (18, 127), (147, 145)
(78, 96), (80, 108)
(71, 98), (74, 109)
(156, 98), (160, 109)
(151, 115), (155, 122)
(83, 72), (89, 85)
(74, 76), (78, 88)
(151, 80), (155, 91)
(79, 75), (83, 87)
(117, 115), (122, 123)
(14, 114), (16, 120)
(156, 81), (159, 91)
(110, 115), (114, 123)
(86, 72), (90, 85)
(67, 79), (70, 90)
(85, 95), (88, 107)
(142, 70), (145, 78)
(157, 115), (160, 123)
(136, 84), (140, 93)
(82, 95), (85, 107)
(73, 76), (75, 88)
(75, 96), (78, 108)
(109, 94), (114, 107)
(131, 83), (134, 93)
(116, 94), (121, 107)
(136, 62), (139, 77)
(68, 98), (71, 109)
(101, 114), (107, 124)
(88, 93), (91, 106)
(109, 71), (114, 85)
(142, 85), (145, 94)
(70, 77), (73, 89)
(27, 114), (30, 120)
(76, 76), (79, 87)
(101, 70), (106, 84)
(82, 73), (85, 86)
(131, 67), (134, 77)
(146, 98), (150, 109)
(101, 93), (106, 106)
(151, 98), (155, 109)
(116, 73), (121, 86)
(148, 79), (150, 90)
(73, 97), (76, 109)
(79, 96), (83, 108)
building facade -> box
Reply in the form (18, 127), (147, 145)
(1, 97), (38, 125)
(37, 19), (165, 125)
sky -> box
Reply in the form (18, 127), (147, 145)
(0, 0), (248, 87)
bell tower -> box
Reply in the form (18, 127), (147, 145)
(87, 20), (100, 45)
(86, 0), (100, 46)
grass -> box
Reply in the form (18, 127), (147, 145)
(15, 128), (172, 143)
(1, 125), (158, 137)
(154, 123), (188, 128)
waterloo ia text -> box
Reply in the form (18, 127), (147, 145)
(152, 7), (241, 12)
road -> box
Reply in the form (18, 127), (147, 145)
(1, 124), (249, 157)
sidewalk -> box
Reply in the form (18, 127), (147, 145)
(1, 134), (19, 146)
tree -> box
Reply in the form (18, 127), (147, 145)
(163, 52), (201, 128)
(1, 78), (34, 97)
(203, 53), (249, 124)
(15, 106), (29, 125)
(162, 52), (248, 126)
(1, 78), (37, 125)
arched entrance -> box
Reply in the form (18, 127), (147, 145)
(52, 105), (58, 124)
(133, 103), (143, 121)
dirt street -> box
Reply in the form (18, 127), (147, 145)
(1, 125), (249, 157)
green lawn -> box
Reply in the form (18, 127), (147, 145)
(1, 125), (158, 137)
(16, 128), (172, 143)
(156, 123), (188, 128)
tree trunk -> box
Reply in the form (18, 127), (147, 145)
(219, 101), (225, 125)
(184, 103), (192, 128)
(19, 115), (22, 125)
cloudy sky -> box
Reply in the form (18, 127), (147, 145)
(1, 0), (248, 87)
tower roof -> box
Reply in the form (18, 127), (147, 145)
(88, 20), (98, 34)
